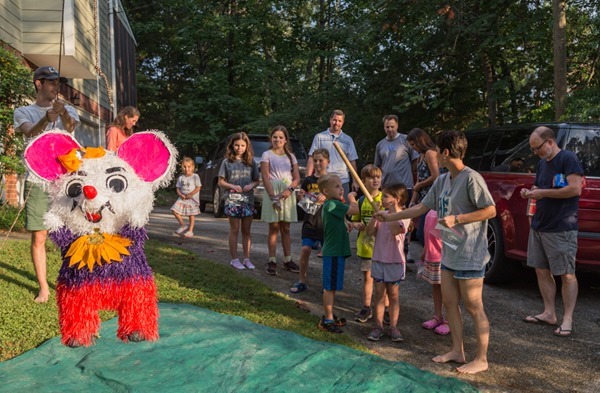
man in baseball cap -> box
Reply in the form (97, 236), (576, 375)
(33, 66), (68, 84)
(13, 65), (79, 303)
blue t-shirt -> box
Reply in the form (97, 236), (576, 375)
(532, 150), (583, 232)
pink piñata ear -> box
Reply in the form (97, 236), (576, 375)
(117, 131), (174, 183)
(24, 131), (81, 181)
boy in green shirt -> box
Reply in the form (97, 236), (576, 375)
(317, 174), (359, 333)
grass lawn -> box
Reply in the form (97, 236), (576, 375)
(0, 238), (367, 361)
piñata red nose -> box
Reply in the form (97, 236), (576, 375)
(83, 185), (98, 200)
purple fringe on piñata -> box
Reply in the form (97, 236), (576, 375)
(50, 225), (153, 287)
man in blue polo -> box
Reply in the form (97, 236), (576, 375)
(306, 109), (359, 201)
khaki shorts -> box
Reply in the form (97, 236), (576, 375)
(359, 257), (372, 272)
(527, 229), (577, 275)
(24, 181), (49, 231)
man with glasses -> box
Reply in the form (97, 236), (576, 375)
(14, 66), (80, 303)
(520, 126), (583, 337)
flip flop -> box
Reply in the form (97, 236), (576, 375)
(554, 327), (573, 337)
(522, 315), (557, 326)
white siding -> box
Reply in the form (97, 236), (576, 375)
(0, 0), (22, 50)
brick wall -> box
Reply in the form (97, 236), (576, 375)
(2, 173), (19, 206)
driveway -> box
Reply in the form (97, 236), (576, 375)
(147, 207), (600, 393)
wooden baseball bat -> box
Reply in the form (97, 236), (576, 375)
(332, 141), (379, 212)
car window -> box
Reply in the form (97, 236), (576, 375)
(565, 127), (600, 177)
(464, 132), (502, 171)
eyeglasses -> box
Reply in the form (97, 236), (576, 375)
(530, 139), (549, 153)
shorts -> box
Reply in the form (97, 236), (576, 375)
(322, 256), (346, 291)
(301, 237), (322, 250)
(371, 261), (404, 284)
(421, 259), (441, 285)
(359, 257), (372, 272)
(441, 264), (486, 280)
(24, 181), (48, 231)
(225, 202), (256, 218)
(527, 229), (577, 275)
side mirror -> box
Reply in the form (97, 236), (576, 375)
(195, 156), (204, 165)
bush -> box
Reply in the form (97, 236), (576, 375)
(0, 203), (26, 232)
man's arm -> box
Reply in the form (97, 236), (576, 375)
(350, 159), (359, 191)
(18, 116), (51, 138)
(527, 174), (583, 200)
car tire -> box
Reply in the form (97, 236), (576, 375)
(484, 217), (516, 284)
(199, 200), (207, 213)
(212, 186), (224, 218)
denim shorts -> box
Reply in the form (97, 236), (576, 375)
(441, 264), (486, 280)
(301, 237), (322, 250)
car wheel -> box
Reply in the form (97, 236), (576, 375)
(213, 187), (224, 218)
(199, 200), (206, 213)
(484, 217), (516, 284)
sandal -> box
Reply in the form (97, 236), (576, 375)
(290, 282), (307, 293)
(434, 321), (451, 335)
(422, 316), (444, 330)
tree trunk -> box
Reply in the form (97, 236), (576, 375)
(553, 0), (567, 120)
(482, 53), (496, 127)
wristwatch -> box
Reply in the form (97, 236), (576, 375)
(288, 186), (294, 192)
(454, 215), (460, 225)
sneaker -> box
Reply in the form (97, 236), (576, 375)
(283, 260), (300, 273)
(182, 231), (194, 238)
(266, 261), (277, 275)
(290, 282), (308, 293)
(243, 258), (255, 269)
(383, 309), (391, 325)
(174, 225), (187, 235)
(367, 326), (384, 341)
(355, 307), (373, 323)
(318, 317), (343, 334)
(390, 327), (404, 342)
(230, 259), (245, 270)
(333, 315), (347, 327)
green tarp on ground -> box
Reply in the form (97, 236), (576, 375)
(0, 303), (476, 392)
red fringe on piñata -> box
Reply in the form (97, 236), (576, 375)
(57, 278), (159, 347)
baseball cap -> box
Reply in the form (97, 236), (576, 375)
(33, 66), (68, 83)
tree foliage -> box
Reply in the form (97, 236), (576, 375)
(122, 0), (600, 161)
(0, 47), (34, 175)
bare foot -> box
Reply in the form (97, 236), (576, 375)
(34, 289), (50, 303)
(432, 350), (466, 364)
(456, 359), (488, 374)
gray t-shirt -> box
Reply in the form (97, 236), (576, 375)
(421, 167), (495, 271)
(14, 103), (80, 135)
(218, 159), (260, 205)
(374, 133), (419, 188)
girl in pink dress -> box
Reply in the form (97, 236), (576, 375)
(420, 209), (450, 335)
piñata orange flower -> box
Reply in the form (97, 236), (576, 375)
(65, 230), (132, 271)
(83, 146), (106, 159)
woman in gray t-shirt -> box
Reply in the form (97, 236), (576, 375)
(374, 130), (496, 375)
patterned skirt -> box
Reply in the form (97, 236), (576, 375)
(420, 259), (442, 285)
(171, 199), (200, 216)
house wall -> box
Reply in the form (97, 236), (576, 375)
(0, 0), (22, 50)
(1, 0), (137, 207)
